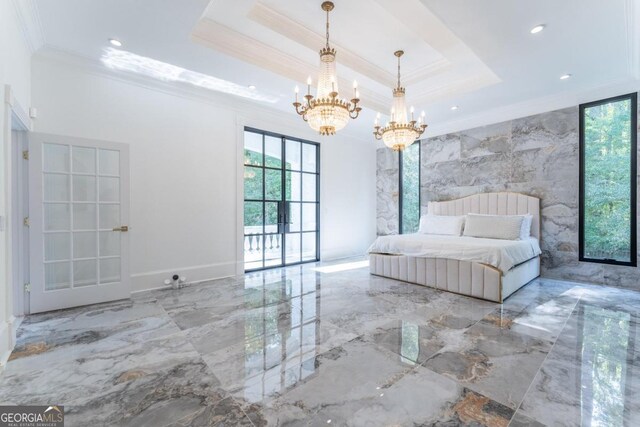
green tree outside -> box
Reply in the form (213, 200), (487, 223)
(244, 147), (291, 233)
(583, 98), (633, 261)
(401, 142), (420, 234)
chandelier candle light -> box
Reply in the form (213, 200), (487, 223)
(374, 50), (427, 151)
(293, 1), (362, 135)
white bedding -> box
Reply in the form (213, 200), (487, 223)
(368, 234), (541, 272)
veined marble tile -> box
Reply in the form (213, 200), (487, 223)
(480, 280), (580, 341)
(243, 336), (514, 427)
(459, 121), (512, 159)
(201, 307), (359, 402)
(421, 134), (461, 165)
(363, 319), (450, 365)
(182, 300), (302, 356)
(165, 397), (254, 426)
(4, 264), (640, 426)
(0, 328), (229, 426)
(512, 107), (577, 152)
(509, 412), (547, 427)
(518, 303), (640, 427)
(424, 322), (553, 409)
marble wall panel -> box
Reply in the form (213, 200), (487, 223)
(422, 134), (461, 165)
(376, 105), (640, 290)
(460, 122), (512, 159)
(377, 148), (399, 236)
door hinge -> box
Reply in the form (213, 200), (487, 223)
(24, 283), (31, 293)
(23, 217), (30, 227)
(22, 150), (29, 160)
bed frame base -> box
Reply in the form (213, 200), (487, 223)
(369, 254), (540, 303)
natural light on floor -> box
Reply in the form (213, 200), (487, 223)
(313, 260), (369, 273)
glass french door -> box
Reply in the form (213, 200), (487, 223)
(243, 128), (320, 271)
(28, 133), (130, 313)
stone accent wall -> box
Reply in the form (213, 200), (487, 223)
(376, 148), (399, 235)
(376, 106), (640, 290)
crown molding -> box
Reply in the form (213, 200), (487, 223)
(192, 0), (501, 114)
(403, 59), (452, 86)
(32, 46), (373, 143)
(248, 2), (416, 88)
(10, 0), (45, 53)
(410, 73), (500, 107)
(423, 77), (640, 139)
(191, 18), (390, 112)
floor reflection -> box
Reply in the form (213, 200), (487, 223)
(578, 304), (636, 426)
(400, 321), (420, 366)
(242, 267), (321, 403)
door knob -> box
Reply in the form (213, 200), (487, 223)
(112, 226), (129, 232)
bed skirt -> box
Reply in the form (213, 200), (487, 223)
(369, 254), (540, 303)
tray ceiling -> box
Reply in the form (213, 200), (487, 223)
(191, 0), (501, 113)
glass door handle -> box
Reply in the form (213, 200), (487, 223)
(284, 202), (292, 224)
(112, 226), (129, 232)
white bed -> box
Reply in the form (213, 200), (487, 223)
(369, 192), (541, 303)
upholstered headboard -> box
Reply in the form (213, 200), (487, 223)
(427, 192), (541, 240)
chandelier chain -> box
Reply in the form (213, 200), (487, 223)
(397, 54), (401, 89)
(325, 9), (330, 48)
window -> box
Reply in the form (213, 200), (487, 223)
(399, 141), (421, 234)
(243, 128), (320, 271)
(579, 93), (637, 266)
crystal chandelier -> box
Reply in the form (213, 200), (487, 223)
(293, 1), (361, 136)
(373, 51), (427, 151)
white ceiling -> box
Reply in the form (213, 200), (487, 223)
(29, 0), (640, 139)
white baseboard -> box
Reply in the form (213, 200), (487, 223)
(321, 248), (368, 262)
(130, 261), (239, 293)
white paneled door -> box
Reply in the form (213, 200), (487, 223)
(29, 133), (130, 313)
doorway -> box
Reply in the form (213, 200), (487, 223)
(10, 118), (29, 316)
(28, 133), (130, 313)
(243, 128), (320, 271)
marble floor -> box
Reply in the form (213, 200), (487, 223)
(1, 259), (640, 426)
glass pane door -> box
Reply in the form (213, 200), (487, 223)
(42, 145), (122, 289)
(29, 133), (130, 314)
(244, 129), (319, 271)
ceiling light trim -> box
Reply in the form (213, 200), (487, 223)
(191, 18), (390, 112)
(194, 0), (497, 109)
(248, 2), (402, 87)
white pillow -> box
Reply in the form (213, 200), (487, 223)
(520, 214), (533, 240)
(419, 215), (466, 236)
(463, 214), (525, 240)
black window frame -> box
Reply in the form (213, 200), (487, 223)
(398, 141), (421, 234)
(243, 127), (321, 272)
(579, 92), (637, 267)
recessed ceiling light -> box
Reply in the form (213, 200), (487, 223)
(530, 24), (546, 34)
(560, 74), (572, 80)
(248, 85), (256, 90)
(451, 106), (459, 111)
(109, 38), (123, 47)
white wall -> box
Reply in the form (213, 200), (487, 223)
(31, 52), (377, 292)
(0, 0), (33, 365)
